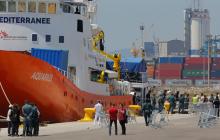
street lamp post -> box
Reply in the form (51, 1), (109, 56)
(140, 25), (145, 104)
(207, 34), (212, 88)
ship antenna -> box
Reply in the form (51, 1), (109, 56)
(86, 0), (98, 24)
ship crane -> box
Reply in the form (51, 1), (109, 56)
(92, 31), (121, 80)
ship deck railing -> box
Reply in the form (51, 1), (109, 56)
(53, 66), (76, 84)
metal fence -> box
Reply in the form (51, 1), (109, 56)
(195, 103), (220, 128)
(149, 110), (169, 129)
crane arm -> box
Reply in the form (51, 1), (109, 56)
(92, 30), (121, 79)
(92, 30), (119, 61)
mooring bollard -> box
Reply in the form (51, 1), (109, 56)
(128, 105), (141, 116)
(80, 108), (95, 122)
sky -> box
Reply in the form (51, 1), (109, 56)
(96, 0), (220, 52)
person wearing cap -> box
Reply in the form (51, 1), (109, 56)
(6, 104), (13, 136)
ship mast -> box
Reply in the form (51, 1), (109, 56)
(85, 0), (98, 24)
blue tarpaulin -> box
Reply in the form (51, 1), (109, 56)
(106, 57), (146, 73)
(31, 48), (69, 71)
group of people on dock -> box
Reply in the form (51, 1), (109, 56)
(6, 100), (40, 137)
(4, 88), (220, 137)
(192, 93), (220, 116)
(133, 88), (220, 126)
(94, 101), (128, 136)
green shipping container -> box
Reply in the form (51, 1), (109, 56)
(183, 70), (208, 77)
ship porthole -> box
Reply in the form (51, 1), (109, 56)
(82, 98), (85, 103)
(64, 91), (67, 96)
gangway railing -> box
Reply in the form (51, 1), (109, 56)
(53, 66), (76, 84)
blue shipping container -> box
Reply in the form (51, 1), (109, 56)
(158, 57), (184, 64)
(211, 70), (220, 77)
(31, 48), (69, 71)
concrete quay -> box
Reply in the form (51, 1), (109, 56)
(0, 114), (220, 140)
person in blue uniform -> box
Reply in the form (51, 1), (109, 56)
(22, 100), (33, 136)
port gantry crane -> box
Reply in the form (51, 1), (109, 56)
(92, 31), (121, 80)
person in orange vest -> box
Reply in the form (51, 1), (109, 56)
(164, 99), (170, 114)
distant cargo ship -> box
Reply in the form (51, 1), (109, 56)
(0, 0), (132, 123)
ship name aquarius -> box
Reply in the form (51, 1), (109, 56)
(31, 72), (53, 81)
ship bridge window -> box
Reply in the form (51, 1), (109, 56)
(8, 1), (16, 12)
(90, 70), (99, 82)
(48, 3), (56, 14)
(61, 3), (71, 13)
(32, 34), (38, 41)
(74, 6), (80, 14)
(18, 0), (26, 12)
(89, 68), (107, 83)
(59, 36), (64, 43)
(77, 20), (83, 32)
(28, 1), (36, 13)
(0, 1), (6, 12)
(38, 2), (46, 13)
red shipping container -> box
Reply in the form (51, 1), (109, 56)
(184, 63), (209, 70)
(211, 77), (220, 80)
(185, 57), (212, 64)
(212, 58), (220, 64)
(156, 64), (182, 70)
(155, 76), (181, 79)
(155, 70), (181, 77)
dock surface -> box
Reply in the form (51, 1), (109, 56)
(1, 114), (220, 140)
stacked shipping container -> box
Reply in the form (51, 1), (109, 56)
(182, 57), (211, 80)
(155, 57), (183, 80)
(152, 56), (220, 83)
(211, 58), (220, 79)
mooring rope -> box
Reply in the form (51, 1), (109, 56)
(0, 82), (12, 105)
